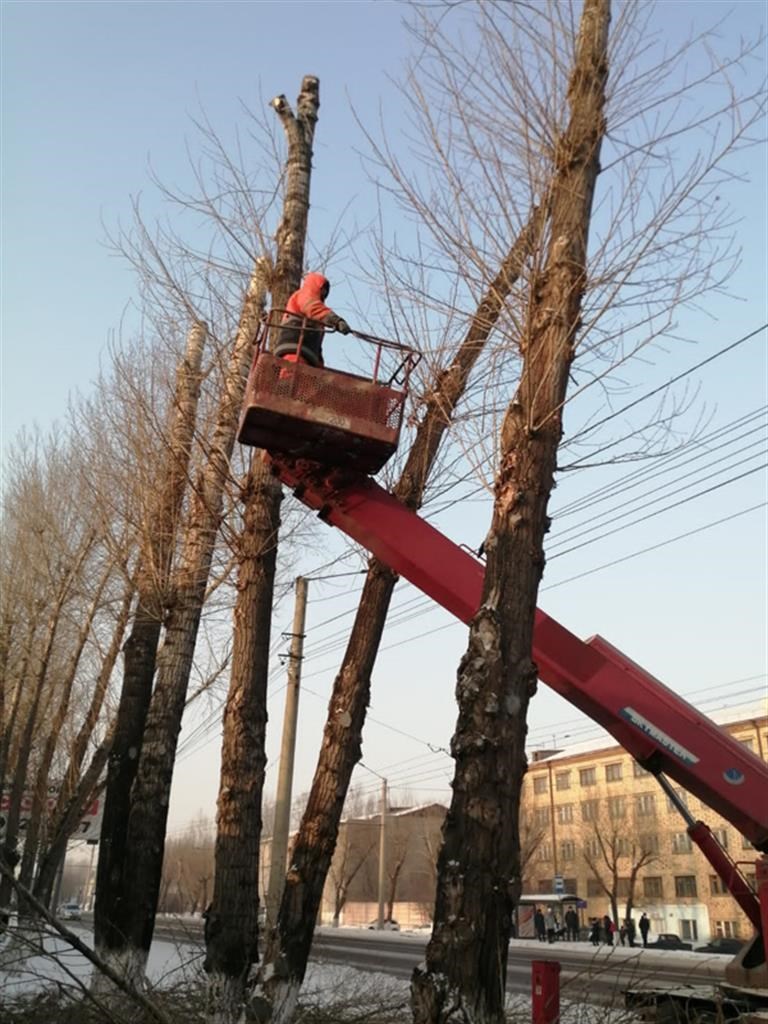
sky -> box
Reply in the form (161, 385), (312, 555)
(2, 1), (767, 836)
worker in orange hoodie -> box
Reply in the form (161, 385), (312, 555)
(274, 272), (351, 367)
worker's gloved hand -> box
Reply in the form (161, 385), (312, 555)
(328, 315), (351, 334)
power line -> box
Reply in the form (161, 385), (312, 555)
(543, 502), (766, 589)
(563, 323), (767, 457)
(549, 463), (767, 560)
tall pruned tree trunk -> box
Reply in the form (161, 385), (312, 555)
(204, 75), (319, 1024)
(94, 320), (206, 964)
(98, 264), (269, 986)
(411, 3), (610, 1021)
(258, 211), (544, 1024)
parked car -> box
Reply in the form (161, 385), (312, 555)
(693, 937), (745, 955)
(57, 902), (82, 921)
(647, 933), (692, 951)
(367, 919), (400, 931)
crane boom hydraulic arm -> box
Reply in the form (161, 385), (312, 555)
(268, 453), (768, 856)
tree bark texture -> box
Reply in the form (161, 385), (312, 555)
(259, 210), (543, 1024)
(99, 267), (268, 984)
(411, 3), (610, 1022)
(95, 321), (206, 958)
(203, 461), (281, 1014)
(205, 76), (320, 1023)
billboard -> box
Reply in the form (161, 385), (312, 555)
(0, 786), (102, 842)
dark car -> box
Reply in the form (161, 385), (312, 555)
(647, 933), (692, 951)
(694, 937), (745, 955)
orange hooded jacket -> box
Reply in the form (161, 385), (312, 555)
(276, 272), (338, 366)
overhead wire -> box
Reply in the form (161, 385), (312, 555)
(173, 328), (766, 769)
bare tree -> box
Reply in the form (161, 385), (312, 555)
(411, 5), (611, 1018)
(204, 75), (320, 1024)
(328, 828), (376, 927)
(95, 268), (267, 985)
(93, 319), (207, 970)
(582, 810), (660, 933)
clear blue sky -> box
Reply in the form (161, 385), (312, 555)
(2, 1), (766, 831)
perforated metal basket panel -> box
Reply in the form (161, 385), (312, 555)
(238, 353), (405, 473)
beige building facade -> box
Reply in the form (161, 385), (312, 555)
(519, 713), (767, 943)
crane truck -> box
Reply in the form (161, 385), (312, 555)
(238, 316), (768, 1020)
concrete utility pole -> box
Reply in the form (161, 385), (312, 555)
(266, 576), (308, 924)
(377, 777), (388, 928)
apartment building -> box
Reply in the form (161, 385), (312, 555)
(519, 712), (767, 943)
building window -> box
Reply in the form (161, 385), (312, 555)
(643, 876), (663, 899)
(674, 875), (697, 897)
(533, 775), (548, 795)
(605, 762), (623, 783)
(536, 878), (551, 893)
(746, 873), (757, 892)
(738, 736), (755, 752)
(635, 792), (657, 817)
(563, 877), (578, 894)
(607, 795), (626, 820)
(616, 837), (631, 857)
(581, 799), (599, 822)
(715, 920), (741, 938)
(713, 827), (729, 850)
(672, 832), (693, 854)
(536, 842), (553, 862)
(681, 919), (699, 942)
(584, 837), (601, 859)
(639, 833), (660, 855)
(556, 804), (574, 824)
(710, 875), (727, 895)
(579, 767), (597, 787)
(617, 877), (631, 898)
(742, 836), (754, 850)
(560, 840), (576, 862)
(533, 807), (550, 828)
(555, 771), (571, 791)
(633, 762), (651, 778)
(587, 878), (604, 897)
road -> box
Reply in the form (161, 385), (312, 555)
(146, 916), (730, 1006)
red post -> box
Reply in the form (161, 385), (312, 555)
(532, 960), (560, 1024)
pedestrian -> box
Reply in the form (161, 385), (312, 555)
(619, 921), (627, 946)
(275, 272), (351, 368)
(639, 912), (650, 948)
(565, 906), (580, 941)
(545, 908), (557, 943)
(534, 907), (546, 942)
(602, 913), (614, 946)
(589, 918), (601, 945)
(626, 916), (637, 948)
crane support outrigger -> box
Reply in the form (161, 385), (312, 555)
(239, 316), (768, 1009)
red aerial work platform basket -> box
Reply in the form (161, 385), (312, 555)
(237, 312), (420, 474)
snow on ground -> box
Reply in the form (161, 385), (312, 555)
(1, 923), (729, 1019)
(0, 924), (203, 999)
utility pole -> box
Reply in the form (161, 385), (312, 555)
(377, 777), (388, 929)
(267, 576), (308, 924)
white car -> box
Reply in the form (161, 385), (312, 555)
(57, 902), (82, 920)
